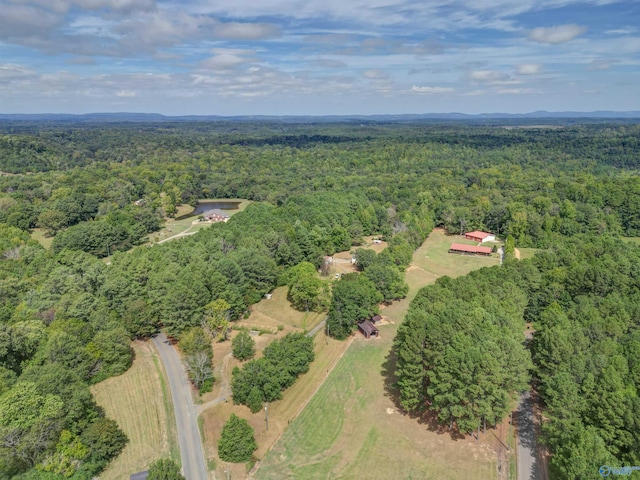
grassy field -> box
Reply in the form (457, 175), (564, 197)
(91, 341), (180, 479)
(516, 247), (539, 260)
(255, 229), (503, 480)
(30, 227), (54, 250)
(200, 330), (352, 479)
(249, 286), (325, 331)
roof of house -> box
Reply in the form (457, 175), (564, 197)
(203, 209), (230, 217)
(465, 230), (493, 239)
(130, 471), (148, 480)
(358, 320), (379, 335)
(449, 243), (493, 254)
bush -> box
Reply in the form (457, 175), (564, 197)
(147, 458), (184, 480)
(218, 414), (257, 463)
(232, 331), (255, 361)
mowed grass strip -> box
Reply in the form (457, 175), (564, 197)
(255, 230), (501, 480)
(412, 229), (501, 279)
(251, 286), (324, 330)
(91, 341), (179, 479)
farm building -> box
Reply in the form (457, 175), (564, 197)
(130, 472), (148, 480)
(464, 231), (495, 243)
(358, 320), (379, 339)
(370, 314), (382, 323)
(203, 209), (230, 222)
(449, 243), (493, 256)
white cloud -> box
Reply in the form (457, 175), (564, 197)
(604, 27), (637, 36)
(516, 64), (542, 75)
(116, 89), (136, 96)
(411, 85), (454, 94)
(468, 69), (522, 86)
(587, 58), (617, 70)
(316, 59), (348, 68)
(363, 69), (389, 79)
(0, 63), (36, 80)
(528, 24), (586, 44)
(199, 49), (255, 70)
(498, 88), (541, 94)
(470, 69), (505, 82)
(213, 21), (281, 40)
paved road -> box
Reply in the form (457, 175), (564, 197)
(152, 333), (208, 480)
(515, 391), (542, 480)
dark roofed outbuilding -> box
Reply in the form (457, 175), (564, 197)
(358, 320), (379, 339)
(130, 471), (149, 480)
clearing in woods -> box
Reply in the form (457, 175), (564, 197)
(91, 341), (180, 479)
(255, 229), (503, 480)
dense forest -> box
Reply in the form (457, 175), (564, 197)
(1, 120), (639, 478)
(395, 236), (640, 479)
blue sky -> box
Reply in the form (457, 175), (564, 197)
(0, 0), (638, 115)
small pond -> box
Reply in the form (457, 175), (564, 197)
(176, 200), (241, 220)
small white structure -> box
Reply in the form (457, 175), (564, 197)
(265, 293), (272, 300)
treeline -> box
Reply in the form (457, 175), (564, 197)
(394, 236), (640, 479)
(2, 121), (640, 478)
(394, 262), (533, 432)
(0, 187), (404, 478)
(231, 333), (314, 412)
(0, 226), (131, 479)
(2, 124), (640, 250)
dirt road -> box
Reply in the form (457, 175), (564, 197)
(152, 333), (208, 480)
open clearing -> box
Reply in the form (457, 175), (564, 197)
(255, 229), (503, 480)
(200, 330), (351, 480)
(150, 198), (251, 245)
(30, 227), (54, 250)
(91, 341), (180, 479)
(250, 285), (324, 330)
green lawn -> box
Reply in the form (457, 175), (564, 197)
(255, 229), (501, 480)
(30, 228), (54, 250)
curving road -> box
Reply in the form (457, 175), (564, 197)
(152, 333), (208, 480)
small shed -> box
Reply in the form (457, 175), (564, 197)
(464, 231), (495, 243)
(370, 314), (382, 323)
(130, 472), (148, 480)
(449, 243), (493, 256)
(358, 320), (379, 339)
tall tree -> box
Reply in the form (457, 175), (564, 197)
(218, 414), (257, 463)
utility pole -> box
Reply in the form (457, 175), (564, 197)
(265, 402), (269, 431)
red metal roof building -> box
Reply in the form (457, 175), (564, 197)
(449, 243), (493, 256)
(464, 231), (495, 243)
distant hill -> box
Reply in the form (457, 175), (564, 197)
(0, 111), (639, 123)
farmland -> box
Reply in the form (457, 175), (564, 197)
(91, 342), (180, 479)
(255, 230), (503, 479)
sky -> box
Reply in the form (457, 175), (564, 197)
(0, 0), (639, 115)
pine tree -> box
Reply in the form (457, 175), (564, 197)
(218, 414), (257, 463)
